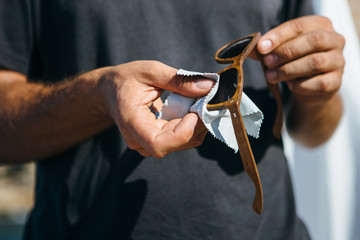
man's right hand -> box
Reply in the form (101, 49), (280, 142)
(0, 61), (214, 162)
(97, 60), (214, 158)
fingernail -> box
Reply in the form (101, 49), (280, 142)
(266, 70), (277, 82)
(195, 79), (214, 90)
(188, 114), (198, 127)
(260, 39), (272, 52)
(264, 53), (278, 67)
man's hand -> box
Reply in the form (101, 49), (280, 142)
(100, 60), (213, 158)
(0, 61), (213, 162)
(257, 15), (345, 147)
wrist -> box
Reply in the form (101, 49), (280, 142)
(75, 66), (115, 124)
(291, 93), (336, 109)
(286, 92), (343, 147)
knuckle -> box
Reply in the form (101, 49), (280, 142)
(288, 80), (297, 92)
(310, 31), (326, 48)
(278, 64), (290, 77)
(335, 74), (343, 91)
(292, 19), (305, 35)
(127, 142), (140, 151)
(137, 150), (150, 157)
(282, 45), (295, 60)
(178, 127), (194, 145)
(319, 16), (333, 29)
(178, 134), (191, 146)
(152, 149), (166, 158)
(341, 56), (346, 69)
(338, 34), (346, 49)
(138, 152), (146, 157)
(311, 54), (326, 72)
(337, 54), (346, 69)
(147, 141), (167, 158)
(317, 78), (330, 92)
(274, 31), (284, 45)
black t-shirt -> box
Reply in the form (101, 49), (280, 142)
(0, 0), (313, 239)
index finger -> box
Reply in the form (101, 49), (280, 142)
(257, 15), (334, 54)
(139, 61), (215, 98)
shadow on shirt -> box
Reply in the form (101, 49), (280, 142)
(196, 87), (283, 176)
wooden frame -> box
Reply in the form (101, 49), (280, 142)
(207, 32), (283, 214)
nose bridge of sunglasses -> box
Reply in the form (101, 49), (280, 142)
(215, 37), (254, 62)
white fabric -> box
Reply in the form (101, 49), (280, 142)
(160, 69), (263, 152)
(284, 1), (360, 240)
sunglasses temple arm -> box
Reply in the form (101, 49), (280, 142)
(266, 83), (283, 139)
(229, 105), (263, 214)
(259, 60), (283, 140)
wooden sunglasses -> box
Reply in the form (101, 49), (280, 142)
(207, 32), (283, 214)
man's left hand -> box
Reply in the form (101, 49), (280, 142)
(258, 15), (345, 105)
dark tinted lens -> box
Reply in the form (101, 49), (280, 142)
(208, 68), (238, 104)
(217, 37), (252, 59)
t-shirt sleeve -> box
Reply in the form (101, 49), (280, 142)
(0, 0), (32, 75)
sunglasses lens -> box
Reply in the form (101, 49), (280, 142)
(217, 37), (252, 59)
(209, 68), (238, 104)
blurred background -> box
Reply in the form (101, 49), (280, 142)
(0, 165), (34, 239)
(0, 0), (359, 239)
(349, 0), (360, 39)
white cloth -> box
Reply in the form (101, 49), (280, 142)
(159, 69), (263, 152)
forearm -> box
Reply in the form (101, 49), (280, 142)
(286, 92), (343, 147)
(0, 68), (114, 163)
(0, 60), (215, 162)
